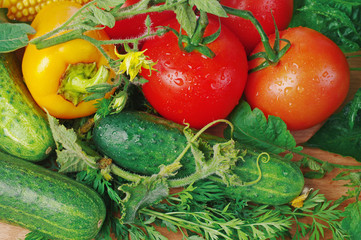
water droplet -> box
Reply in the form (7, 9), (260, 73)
(284, 87), (292, 95)
(322, 71), (329, 78)
(164, 61), (171, 68)
(296, 86), (304, 93)
(173, 78), (184, 86)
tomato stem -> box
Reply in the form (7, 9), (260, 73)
(190, 11), (208, 46)
(222, 5), (277, 62)
(31, 29), (85, 49)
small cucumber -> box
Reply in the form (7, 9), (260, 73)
(222, 150), (305, 205)
(0, 52), (55, 161)
(0, 151), (106, 240)
(92, 111), (304, 205)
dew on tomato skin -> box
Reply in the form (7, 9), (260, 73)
(296, 86), (304, 93)
(313, 77), (320, 84)
(322, 71), (329, 78)
(164, 60), (172, 68)
(275, 81), (283, 86)
(173, 78), (184, 86)
(283, 87), (293, 95)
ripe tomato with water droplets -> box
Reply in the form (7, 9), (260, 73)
(139, 17), (248, 129)
(245, 27), (350, 130)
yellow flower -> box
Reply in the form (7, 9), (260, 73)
(114, 48), (157, 81)
(291, 187), (313, 208)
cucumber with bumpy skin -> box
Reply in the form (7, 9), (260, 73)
(0, 151), (106, 240)
(222, 150), (305, 205)
(0, 52), (55, 161)
(92, 111), (305, 205)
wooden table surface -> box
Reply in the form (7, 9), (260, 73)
(1, 55), (360, 240)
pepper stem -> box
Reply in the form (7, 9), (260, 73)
(58, 62), (110, 106)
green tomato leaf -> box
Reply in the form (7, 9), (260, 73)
(341, 201), (361, 239)
(119, 178), (169, 224)
(305, 88), (361, 162)
(290, 0), (361, 52)
(88, 5), (116, 28)
(47, 113), (99, 172)
(224, 101), (302, 155)
(189, 0), (227, 17)
(0, 23), (35, 53)
(174, 2), (197, 37)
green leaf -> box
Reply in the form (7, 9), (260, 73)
(174, 3), (197, 37)
(25, 231), (49, 240)
(0, 23), (35, 53)
(224, 101), (302, 155)
(290, 0), (361, 52)
(189, 0), (228, 17)
(306, 88), (361, 162)
(119, 177), (169, 224)
(47, 113), (99, 172)
(304, 171), (326, 179)
(88, 5), (116, 28)
(341, 201), (361, 239)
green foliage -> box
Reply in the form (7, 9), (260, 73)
(25, 231), (49, 240)
(173, 2), (197, 37)
(119, 177), (169, 224)
(76, 167), (123, 203)
(224, 101), (302, 156)
(140, 183), (292, 240)
(277, 190), (349, 240)
(341, 201), (361, 239)
(290, 0), (361, 53)
(306, 88), (361, 162)
(189, 0), (227, 17)
(47, 113), (100, 172)
(334, 170), (361, 240)
(0, 23), (35, 53)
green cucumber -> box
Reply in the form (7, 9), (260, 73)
(92, 111), (305, 205)
(221, 150), (305, 205)
(0, 52), (55, 161)
(0, 151), (106, 240)
(93, 111), (221, 178)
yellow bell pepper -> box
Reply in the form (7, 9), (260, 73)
(22, 1), (115, 119)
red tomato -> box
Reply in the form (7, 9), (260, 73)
(139, 17), (248, 129)
(244, 27), (350, 130)
(219, 0), (294, 54)
(104, 0), (175, 40)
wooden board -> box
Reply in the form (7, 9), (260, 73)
(1, 55), (360, 239)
